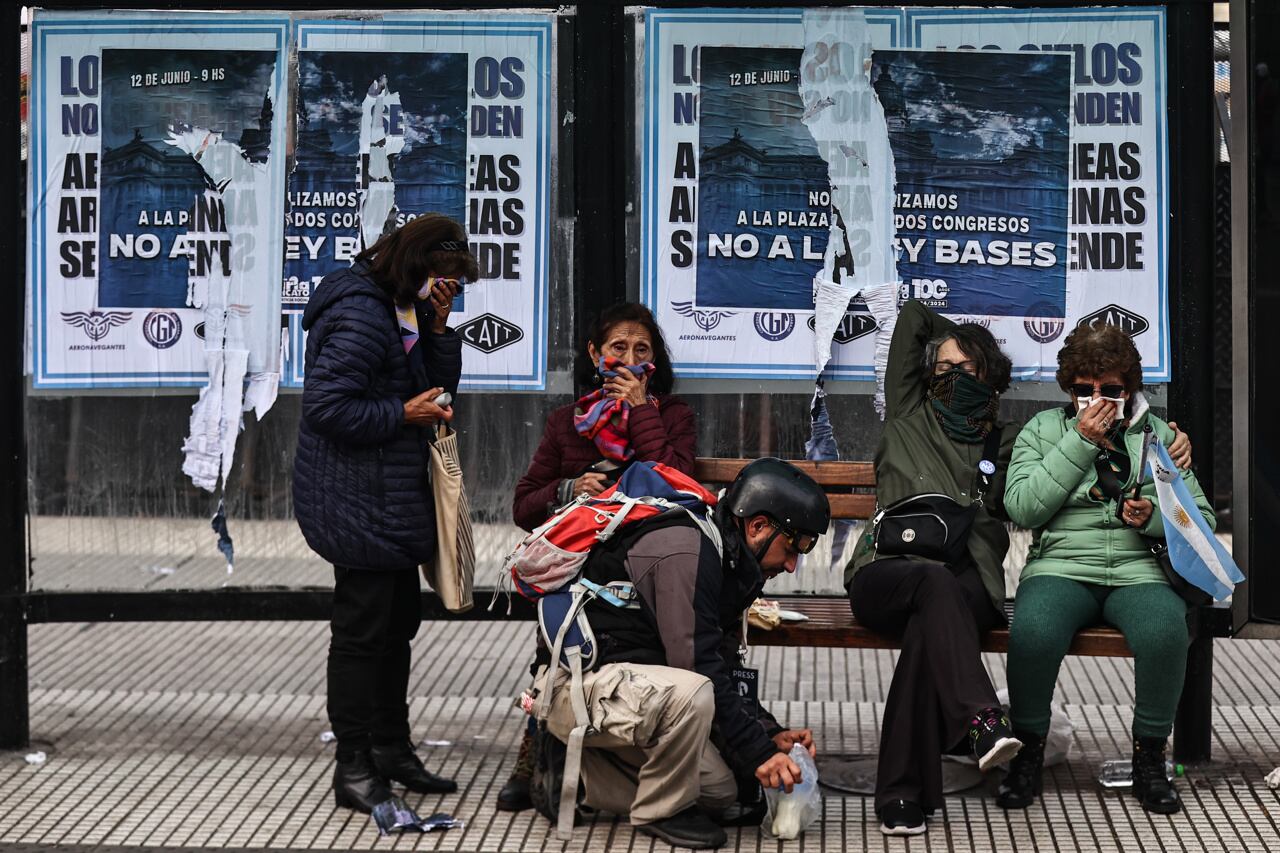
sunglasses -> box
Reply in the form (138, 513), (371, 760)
(1069, 383), (1125, 398)
(769, 520), (819, 555)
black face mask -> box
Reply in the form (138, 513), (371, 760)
(927, 369), (1000, 442)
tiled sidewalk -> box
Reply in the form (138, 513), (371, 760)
(3, 621), (1279, 851)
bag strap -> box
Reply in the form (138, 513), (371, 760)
(557, 647), (590, 840)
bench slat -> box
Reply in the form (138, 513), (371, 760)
(747, 597), (1134, 657)
(828, 494), (876, 520)
(694, 458), (876, 487)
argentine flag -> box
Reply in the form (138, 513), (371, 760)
(1148, 440), (1244, 601)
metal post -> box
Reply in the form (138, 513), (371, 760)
(1163, 0), (1217, 762)
(572, 5), (628, 347)
(1, 6), (30, 750)
(1173, 632), (1214, 764)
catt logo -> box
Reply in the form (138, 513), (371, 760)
(457, 313), (524, 353)
(806, 313), (878, 344)
(1077, 304), (1149, 337)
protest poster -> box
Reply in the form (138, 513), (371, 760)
(285, 15), (553, 390)
(26, 10), (290, 390)
(641, 6), (1169, 382)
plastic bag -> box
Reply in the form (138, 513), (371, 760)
(763, 745), (821, 840)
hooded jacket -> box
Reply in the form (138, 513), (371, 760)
(1004, 395), (1215, 587)
(292, 264), (462, 570)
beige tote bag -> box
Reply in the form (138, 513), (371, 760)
(423, 422), (475, 612)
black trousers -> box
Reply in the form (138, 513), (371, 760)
(849, 558), (1003, 813)
(328, 565), (423, 760)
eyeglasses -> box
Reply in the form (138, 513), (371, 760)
(769, 520), (819, 555)
(934, 359), (978, 376)
(1069, 383), (1125, 398)
(430, 276), (467, 292)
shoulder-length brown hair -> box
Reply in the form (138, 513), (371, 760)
(1055, 323), (1144, 393)
(355, 213), (479, 306)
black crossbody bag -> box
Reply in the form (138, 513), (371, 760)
(1084, 419), (1210, 607)
(872, 425), (1003, 566)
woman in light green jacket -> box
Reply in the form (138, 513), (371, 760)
(998, 323), (1209, 815)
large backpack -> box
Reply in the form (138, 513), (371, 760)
(511, 462), (723, 839)
(503, 461), (720, 600)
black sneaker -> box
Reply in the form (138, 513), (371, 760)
(969, 706), (1023, 772)
(878, 799), (926, 836)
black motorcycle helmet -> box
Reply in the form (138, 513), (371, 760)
(722, 457), (831, 559)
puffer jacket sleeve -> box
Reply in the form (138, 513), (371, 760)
(302, 296), (405, 446)
(419, 328), (464, 396)
(628, 396), (697, 474)
(1137, 419), (1217, 538)
(1004, 410), (1101, 529)
(513, 409), (568, 532)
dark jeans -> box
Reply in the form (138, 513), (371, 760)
(849, 558), (1003, 813)
(328, 565), (422, 760)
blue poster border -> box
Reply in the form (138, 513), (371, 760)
(29, 14), (292, 388)
(285, 17), (552, 392)
(907, 7), (1169, 383)
(641, 8), (903, 381)
(640, 6), (1168, 383)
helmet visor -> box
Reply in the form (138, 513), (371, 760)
(770, 520), (819, 555)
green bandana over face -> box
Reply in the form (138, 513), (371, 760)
(927, 370), (999, 442)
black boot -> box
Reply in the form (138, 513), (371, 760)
(334, 751), (394, 813)
(496, 729), (535, 812)
(637, 806), (728, 849)
(996, 731), (1045, 810)
(371, 742), (458, 794)
(1132, 737), (1181, 814)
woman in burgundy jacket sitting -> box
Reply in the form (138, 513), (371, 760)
(498, 301), (698, 810)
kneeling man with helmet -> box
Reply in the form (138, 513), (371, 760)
(531, 457), (830, 849)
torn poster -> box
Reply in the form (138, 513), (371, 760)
(640, 7), (1170, 383)
(800, 8), (899, 392)
(25, 11), (289, 392)
(285, 14), (555, 391)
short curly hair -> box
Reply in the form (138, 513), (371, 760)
(1055, 323), (1143, 393)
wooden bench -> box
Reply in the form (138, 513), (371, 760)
(693, 457), (1133, 657)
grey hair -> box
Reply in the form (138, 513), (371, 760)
(922, 333), (954, 374)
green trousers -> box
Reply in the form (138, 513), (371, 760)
(1006, 575), (1188, 740)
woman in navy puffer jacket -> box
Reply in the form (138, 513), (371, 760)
(293, 213), (477, 813)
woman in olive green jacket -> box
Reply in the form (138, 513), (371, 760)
(999, 323), (1211, 816)
(846, 299), (1023, 837)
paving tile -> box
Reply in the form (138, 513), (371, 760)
(5, 621), (1280, 852)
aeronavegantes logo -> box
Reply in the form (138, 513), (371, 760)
(62, 310), (132, 342)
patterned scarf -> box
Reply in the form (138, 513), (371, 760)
(573, 357), (657, 462)
(395, 281), (434, 353)
(927, 370), (999, 443)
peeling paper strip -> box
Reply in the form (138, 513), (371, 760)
(358, 77), (403, 248)
(861, 282), (900, 418)
(800, 9), (900, 390)
(166, 66), (283, 492)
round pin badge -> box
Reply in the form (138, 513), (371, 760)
(979, 460), (997, 476)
